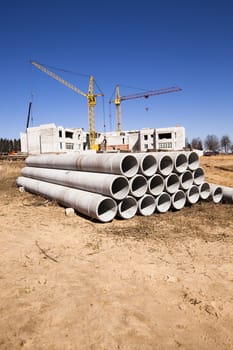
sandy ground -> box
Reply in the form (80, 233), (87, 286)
(0, 155), (233, 350)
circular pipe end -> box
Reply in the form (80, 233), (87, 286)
(174, 153), (188, 173)
(129, 175), (148, 198)
(211, 186), (223, 203)
(148, 174), (165, 196)
(199, 182), (210, 200)
(138, 194), (156, 216)
(179, 170), (193, 190)
(156, 192), (171, 213)
(193, 167), (205, 185)
(97, 198), (117, 222)
(171, 190), (186, 210)
(117, 196), (138, 219)
(165, 173), (180, 194)
(111, 176), (129, 200)
(120, 155), (139, 178)
(186, 185), (200, 204)
(158, 155), (173, 176)
(141, 154), (158, 177)
(188, 151), (199, 171)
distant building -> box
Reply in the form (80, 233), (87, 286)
(20, 123), (88, 154)
(97, 126), (185, 152)
(20, 124), (185, 154)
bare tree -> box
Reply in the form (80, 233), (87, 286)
(204, 134), (219, 151)
(191, 137), (203, 150)
(220, 135), (231, 153)
(185, 137), (191, 150)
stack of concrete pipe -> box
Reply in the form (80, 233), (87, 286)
(16, 151), (233, 223)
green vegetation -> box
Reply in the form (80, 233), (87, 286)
(0, 138), (21, 154)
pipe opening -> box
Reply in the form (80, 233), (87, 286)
(130, 175), (147, 198)
(118, 196), (138, 219)
(193, 167), (205, 185)
(159, 155), (173, 176)
(121, 155), (139, 178)
(138, 195), (156, 216)
(165, 173), (180, 194)
(97, 198), (117, 222)
(186, 185), (199, 204)
(175, 154), (188, 173)
(172, 190), (186, 210)
(111, 177), (129, 200)
(199, 182), (210, 200)
(180, 170), (193, 190)
(141, 155), (157, 177)
(212, 187), (223, 203)
(156, 192), (171, 213)
(148, 174), (164, 196)
(188, 151), (199, 171)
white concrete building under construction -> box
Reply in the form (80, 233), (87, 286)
(20, 123), (185, 154)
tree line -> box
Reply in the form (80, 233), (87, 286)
(186, 134), (232, 153)
(0, 138), (21, 154)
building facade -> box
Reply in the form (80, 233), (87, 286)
(20, 124), (185, 154)
(20, 124), (88, 154)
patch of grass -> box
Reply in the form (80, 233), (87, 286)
(103, 201), (233, 244)
(0, 161), (24, 191)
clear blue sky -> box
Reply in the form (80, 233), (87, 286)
(0, 0), (232, 144)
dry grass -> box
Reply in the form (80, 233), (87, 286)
(0, 160), (24, 191)
(104, 201), (233, 243)
(200, 154), (233, 187)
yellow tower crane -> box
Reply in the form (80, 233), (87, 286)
(30, 60), (103, 149)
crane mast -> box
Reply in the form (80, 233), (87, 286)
(87, 76), (96, 145)
(30, 60), (103, 149)
(114, 85), (122, 132)
(112, 84), (182, 132)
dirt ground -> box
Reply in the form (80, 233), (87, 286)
(0, 155), (233, 350)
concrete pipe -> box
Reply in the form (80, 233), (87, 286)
(26, 152), (139, 178)
(172, 152), (188, 173)
(221, 185), (233, 203)
(198, 182), (211, 200)
(16, 176), (117, 223)
(129, 174), (148, 198)
(179, 170), (193, 190)
(137, 194), (156, 216)
(171, 190), (186, 210)
(193, 167), (205, 185)
(26, 153), (81, 170)
(160, 152), (188, 173)
(186, 151), (200, 171)
(209, 184), (223, 203)
(151, 153), (173, 176)
(164, 173), (180, 194)
(117, 196), (138, 219)
(186, 185), (200, 204)
(155, 192), (171, 213)
(21, 167), (129, 201)
(147, 174), (165, 196)
(134, 153), (157, 177)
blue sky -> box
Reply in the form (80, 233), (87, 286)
(0, 0), (232, 143)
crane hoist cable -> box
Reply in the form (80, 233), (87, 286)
(30, 60), (104, 149)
